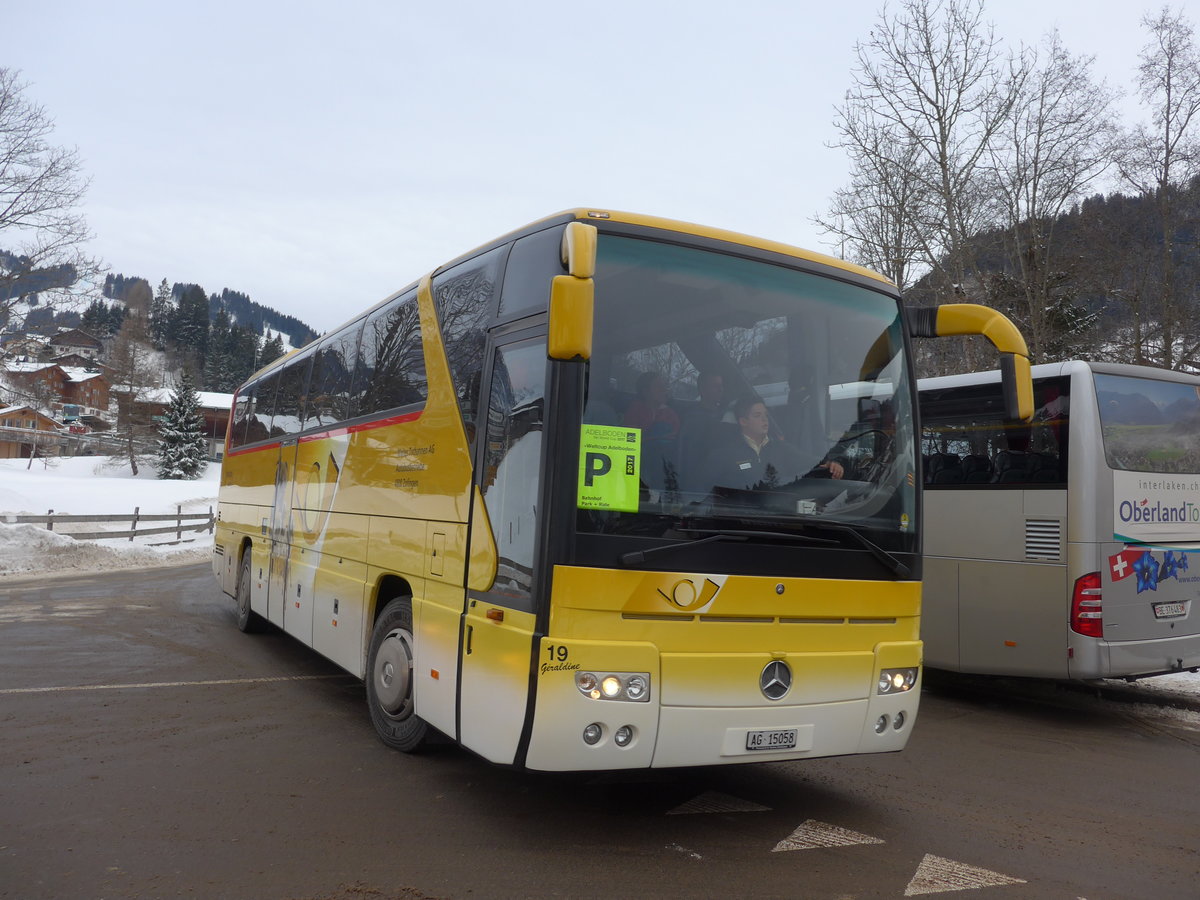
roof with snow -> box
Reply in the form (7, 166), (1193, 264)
(140, 388), (235, 410)
(2, 360), (57, 374)
(59, 366), (106, 384)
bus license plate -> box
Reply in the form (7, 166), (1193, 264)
(1153, 601), (1187, 619)
(746, 728), (798, 751)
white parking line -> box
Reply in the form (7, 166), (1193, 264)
(0, 674), (352, 695)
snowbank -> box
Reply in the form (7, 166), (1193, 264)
(0, 456), (219, 577)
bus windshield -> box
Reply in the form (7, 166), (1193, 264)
(576, 235), (916, 552)
(1095, 372), (1200, 474)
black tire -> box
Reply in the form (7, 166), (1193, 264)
(366, 597), (429, 752)
(234, 552), (267, 633)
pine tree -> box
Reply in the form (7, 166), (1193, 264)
(149, 278), (173, 349)
(156, 371), (209, 480)
(261, 331), (286, 366)
(205, 306), (234, 391)
(173, 285), (210, 369)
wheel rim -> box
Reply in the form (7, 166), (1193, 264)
(236, 567), (250, 620)
(373, 627), (415, 720)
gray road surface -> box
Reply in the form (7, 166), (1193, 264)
(2, 563), (1198, 899)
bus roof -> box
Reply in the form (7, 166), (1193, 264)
(439, 208), (896, 289)
(918, 359), (1200, 392)
(241, 208), (898, 387)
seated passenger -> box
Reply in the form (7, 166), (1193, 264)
(623, 371), (681, 493)
(622, 371), (681, 439)
(678, 372), (730, 491)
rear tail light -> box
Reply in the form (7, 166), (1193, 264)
(1071, 572), (1103, 638)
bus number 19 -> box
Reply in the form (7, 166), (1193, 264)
(547, 645), (569, 662)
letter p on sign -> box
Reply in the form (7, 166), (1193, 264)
(584, 452), (611, 486)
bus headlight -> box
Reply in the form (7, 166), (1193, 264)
(575, 671), (651, 702)
(877, 668), (918, 694)
(625, 675), (648, 700)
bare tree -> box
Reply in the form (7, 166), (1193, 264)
(817, 127), (930, 291)
(106, 314), (159, 475)
(986, 30), (1117, 361)
(0, 68), (101, 322)
(833, 0), (1026, 301)
(1116, 6), (1200, 369)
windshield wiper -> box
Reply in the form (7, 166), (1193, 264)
(795, 520), (910, 578)
(619, 524), (909, 579)
(676, 526), (839, 546)
(619, 533), (748, 567)
(683, 519), (910, 579)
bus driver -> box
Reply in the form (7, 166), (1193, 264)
(706, 397), (844, 491)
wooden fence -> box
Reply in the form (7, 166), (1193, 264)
(4, 506), (215, 542)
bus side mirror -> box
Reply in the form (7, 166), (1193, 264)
(999, 352), (1033, 423)
(907, 303), (1034, 422)
(562, 221), (597, 278)
(548, 275), (593, 360)
(549, 221), (598, 360)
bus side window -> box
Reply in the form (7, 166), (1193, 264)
(479, 339), (547, 609)
(356, 292), (425, 417)
(920, 377), (1069, 487)
(312, 323), (362, 424)
(274, 354), (313, 437)
(251, 372), (278, 442)
(433, 246), (507, 449)
(499, 227), (561, 319)
(229, 386), (252, 450)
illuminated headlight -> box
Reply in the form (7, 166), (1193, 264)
(877, 667), (918, 695)
(575, 671), (651, 702)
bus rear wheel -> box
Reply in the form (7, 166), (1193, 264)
(235, 553), (267, 633)
(366, 597), (429, 752)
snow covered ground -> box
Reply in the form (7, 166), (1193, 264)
(0, 455), (218, 577)
(1, 453), (1197, 707)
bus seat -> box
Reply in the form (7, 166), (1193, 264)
(927, 452), (963, 484)
(961, 454), (993, 483)
(993, 450), (1031, 483)
(1030, 452), (1061, 483)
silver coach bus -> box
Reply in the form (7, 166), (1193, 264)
(918, 360), (1200, 680)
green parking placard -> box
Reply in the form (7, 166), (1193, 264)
(578, 424), (641, 512)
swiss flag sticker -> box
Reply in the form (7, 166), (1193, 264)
(1108, 549), (1142, 582)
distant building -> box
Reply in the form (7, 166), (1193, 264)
(50, 352), (108, 371)
(0, 333), (50, 360)
(1, 362), (112, 427)
(0, 404), (65, 459)
(47, 328), (103, 360)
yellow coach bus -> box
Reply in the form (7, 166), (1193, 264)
(213, 209), (1032, 771)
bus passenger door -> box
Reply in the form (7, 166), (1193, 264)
(458, 336), (547, 765)
(267, 438), (298, 628)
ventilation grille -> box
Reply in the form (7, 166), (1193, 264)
(1025, 519), (1062, 560)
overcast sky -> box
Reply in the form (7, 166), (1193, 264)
(6, 0), (1167, 335)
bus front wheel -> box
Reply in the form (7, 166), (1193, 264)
(235, 553), (267, 633)
(366, 598), (429, 752)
